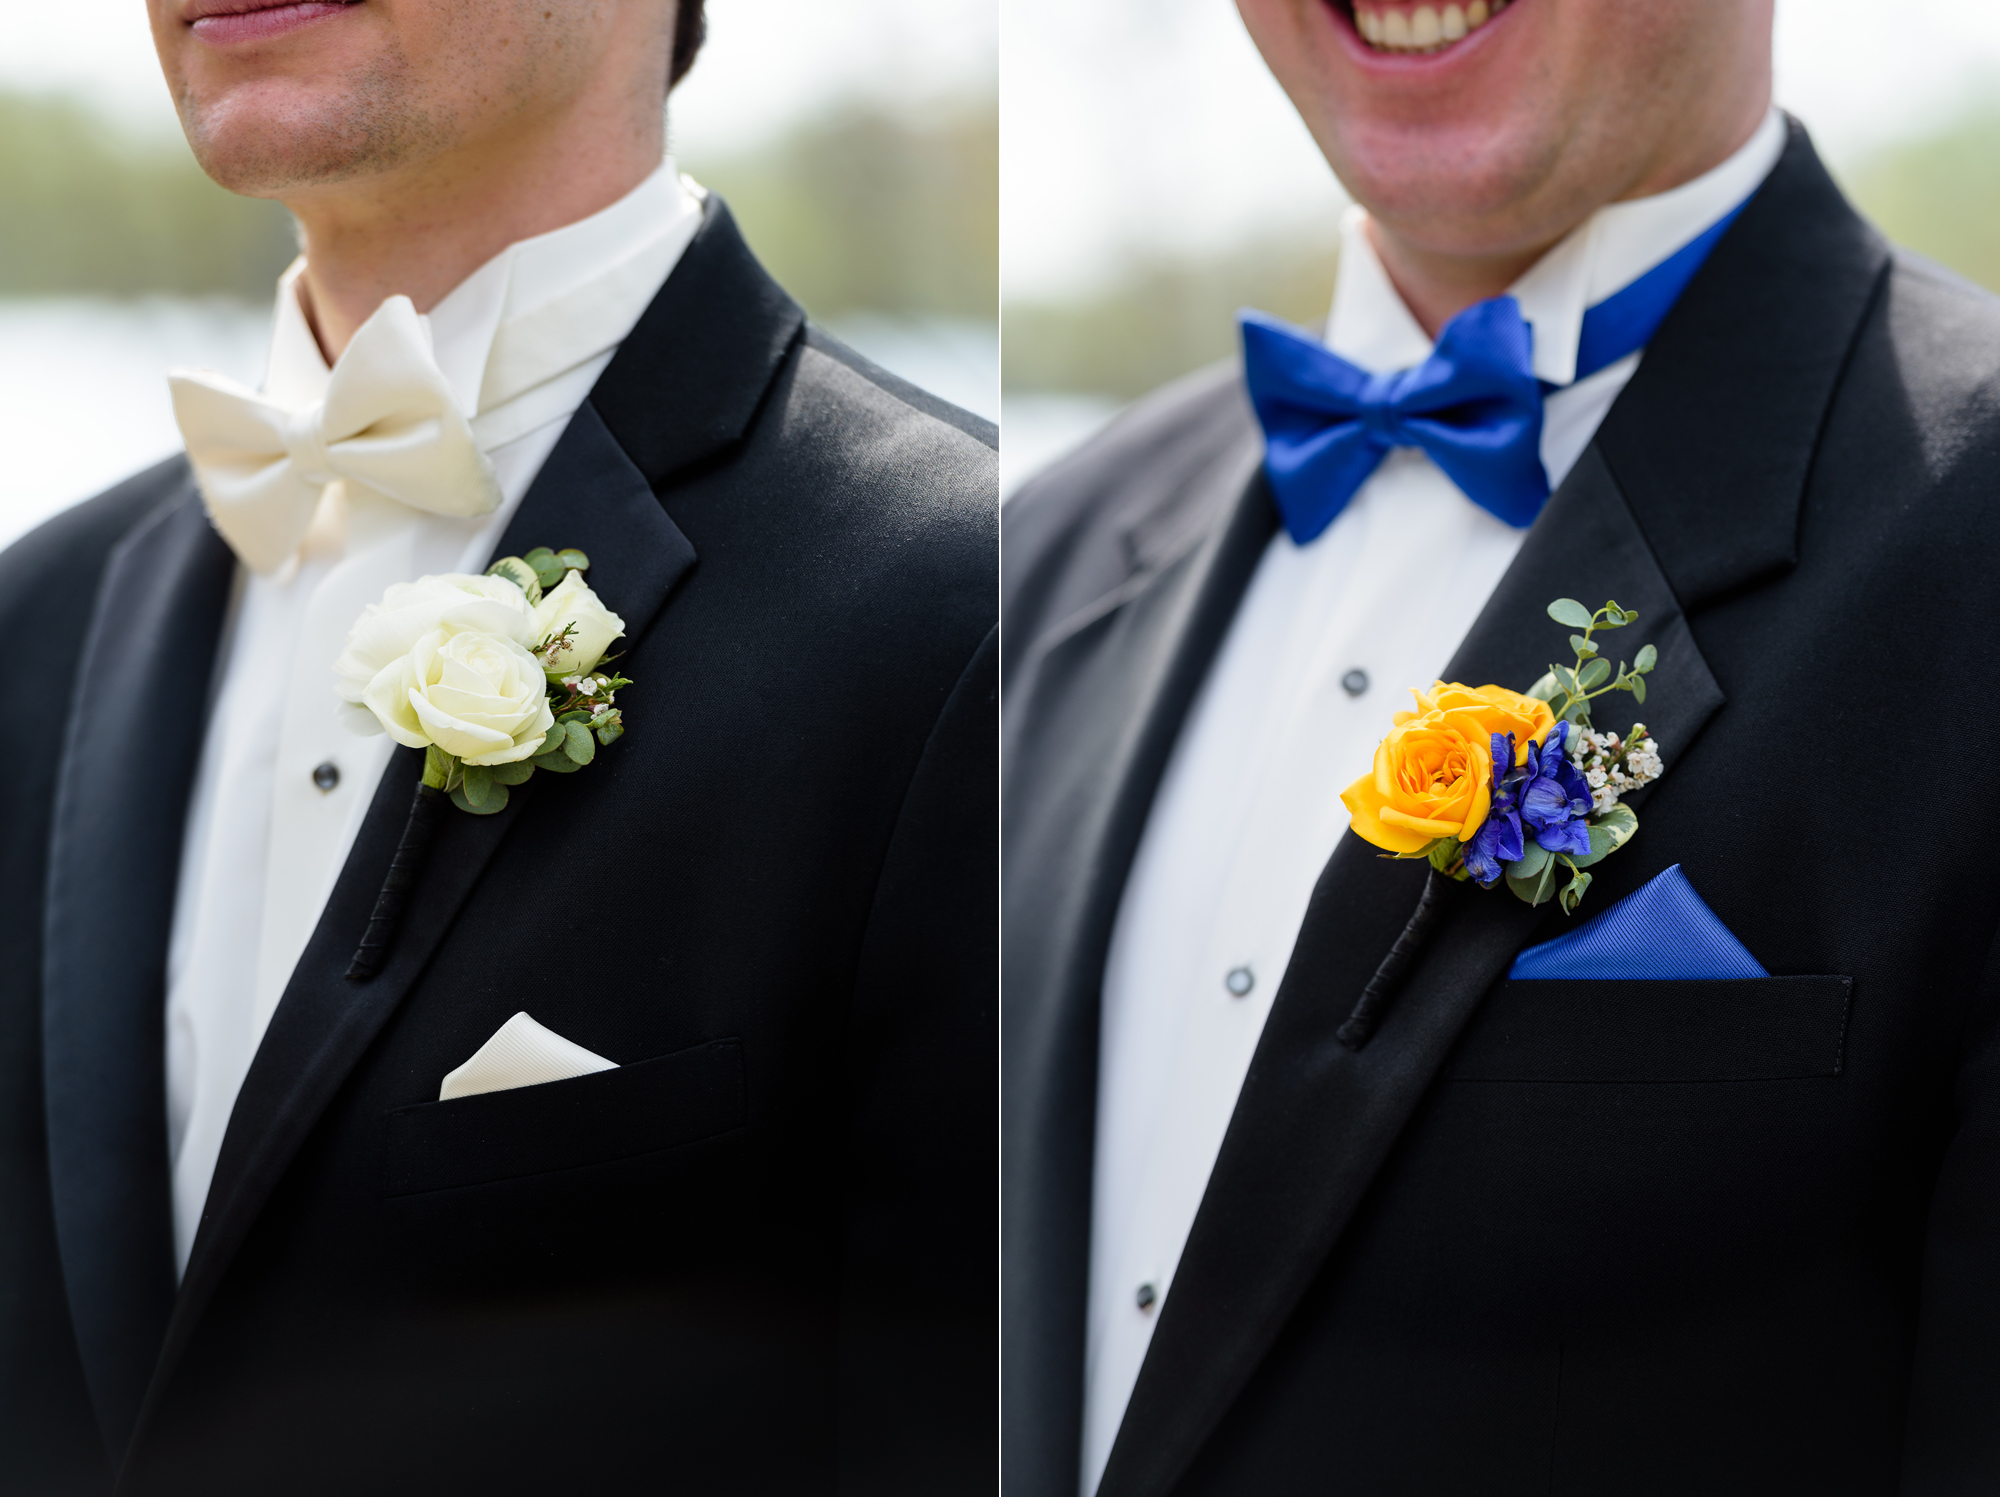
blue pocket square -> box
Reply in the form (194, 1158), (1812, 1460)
(1507, 864), (1768, 981)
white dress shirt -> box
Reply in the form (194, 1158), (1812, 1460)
(1079, 109), (1787, 1493)
(164, 161), (705, 1273)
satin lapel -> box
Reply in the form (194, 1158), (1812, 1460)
(1003, 439), (1275, 1497)
(43, 479), (235, 1462)
(135, 403), (695, 1447)
(1096, 122), (1892, 1497)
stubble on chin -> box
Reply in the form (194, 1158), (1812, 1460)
(176, 42), (457, 198)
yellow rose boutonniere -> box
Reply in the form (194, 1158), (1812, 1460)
(1344, 599), (1665, 915)
(1341, 684), (1555, 854)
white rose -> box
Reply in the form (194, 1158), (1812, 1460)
(334, 572), (537, 715)
(530, 570), (626, 676)
(363, 625), (556, 765)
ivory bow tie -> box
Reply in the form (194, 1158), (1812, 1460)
(168, 295), (501, 575)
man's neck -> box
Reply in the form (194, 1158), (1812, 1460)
(287, 105), (666, 365)
(1366, 98), (1772, 339)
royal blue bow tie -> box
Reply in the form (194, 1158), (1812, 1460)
(1243, 200), (1748, 544)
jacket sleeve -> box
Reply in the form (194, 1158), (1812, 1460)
(1902, 922), (2000, 1492)
(835, 624), (998, 1496)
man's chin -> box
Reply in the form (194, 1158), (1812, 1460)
(182, 84), (417, 197)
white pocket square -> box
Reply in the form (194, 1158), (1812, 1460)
(439, 1012), (617, 1101)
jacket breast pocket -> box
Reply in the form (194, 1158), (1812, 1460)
(383, 1037), (746, 1197)
(1442, 977), (1853, 1083)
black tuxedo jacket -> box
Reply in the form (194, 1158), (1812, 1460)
(0, 199), (997, 1495)
(1004, 122), (2000, 1496)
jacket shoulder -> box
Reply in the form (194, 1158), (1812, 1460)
(1878, 249), (2000, 404)
(0, 456), (193, 617)
(1002, 362), (1259, 664)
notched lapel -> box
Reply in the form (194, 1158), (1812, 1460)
(134, 399), (698, 1462)
(43, 479), (235, 1463)
(1097, 448), (1727, 1497)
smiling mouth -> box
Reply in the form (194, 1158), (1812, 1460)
(1338, 0), (1513, 56)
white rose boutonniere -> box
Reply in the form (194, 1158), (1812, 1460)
(336, 545), (632, 817)
(338, 546), (636, 981)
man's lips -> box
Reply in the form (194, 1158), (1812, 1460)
(1341, 0), (1514, 56)
(187, 0), (359, 44)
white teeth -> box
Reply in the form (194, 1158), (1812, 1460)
(1353, 0), (1500, 53)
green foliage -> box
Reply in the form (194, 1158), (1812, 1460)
(1571, 803), (1638, 869)
(486, 557), (544, 605)
(1543, 599), (1653, 726)
(1845, 104), (2000, 297)
(0, 91), (296, 297)
(450, 779), (508, 815)
(1558, 866), (1593, 915)
(688, 101), (997, 324)
(422, 745), (457, 792)
(0, 89), (996, 323)
(1002, 219), (1341, 398)
(1507, 856), (1561, 907)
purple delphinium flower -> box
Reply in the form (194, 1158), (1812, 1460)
(1461, 731), (1526, 887)
(1520, 720), (1593, 857)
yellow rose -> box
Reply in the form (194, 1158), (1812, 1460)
(1341, 682), (1557, 854)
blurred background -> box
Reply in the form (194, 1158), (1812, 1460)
(0, 0), (995, 550)
(1002, 0), (2000, 493)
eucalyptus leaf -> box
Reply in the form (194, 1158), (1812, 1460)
(1507, 858), (1560, 906)
(450, 781), (508, 815)
(1569, 634), (1596, 657)
(491, 759), (536, 786)
(557, 709), (589, 725)
(538, 725), (568, 756)
(459, 763), (493, 808)
(1548, 598), (1594, 629)
(1526, 672), (1560, 703)
(1504, 842), (1552, 883)
(534, 749), (582, 773)
(1552, 663), (1581, 700)
(485, 557), (543, 605)
(1569, 803), (1637, 868)
(594, 721), (625, 747)
(1629, 673), (1647, 704)
(523, 546), (556, 566)
(1634, 642), (1658, 673)
(1577, 657), (1611, 689)
(563, 720), (597, 764)
(1559, 867), (1594, 915)
(556, 548), (591, 572)
(1602, 605), (1628, 627)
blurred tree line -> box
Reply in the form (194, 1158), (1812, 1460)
(0, 92), (296, 296)
(0, 88), (997, 325)
(1003, 105), (2000, 397)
